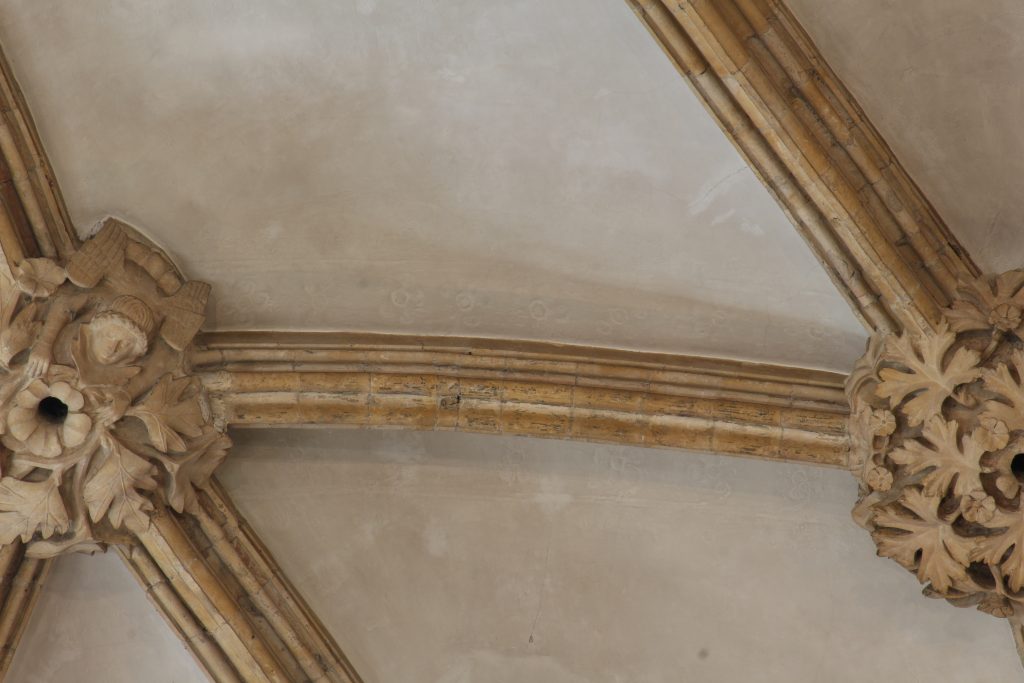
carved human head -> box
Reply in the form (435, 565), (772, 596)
(87, 295), (155, 365)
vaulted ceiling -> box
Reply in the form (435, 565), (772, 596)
(0, 1), (1020, 682)
(0, 0), (865, 371)
(786, 0), (1024, 274)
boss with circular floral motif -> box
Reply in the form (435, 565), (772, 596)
(0, 219), (229, 558)
(849, 271), (1024, 622)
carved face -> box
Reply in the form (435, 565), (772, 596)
(86, 313), (148, 365)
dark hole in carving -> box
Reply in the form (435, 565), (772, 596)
(938, 491), (960, 517)
(1013, 454), (1024, 484)
(38, 396), (68, 424)
(967, 562), (996, 589)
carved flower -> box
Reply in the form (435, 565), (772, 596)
(962, 490), (997, 525)
(869, 409), (897, 437)
(946, 271), (1024, 336)
(866, 465), (893, 492)
(6, 380), (91, 458)
(976, 416), (1011, 452)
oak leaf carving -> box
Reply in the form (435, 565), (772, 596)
(0, 476), (69, 545)
(126, 374), (204, 453)
(971, 509), (1024, 592)
(872, 488), (974, 593)
(84, 436), (157, 533)
(876, 327), (981, 426)
(889, 415), (987, 497)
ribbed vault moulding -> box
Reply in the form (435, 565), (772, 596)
(0, 0), (1022, 679)
(195, 331), (850, 467)
(627, 0), (1024, 670)
(628, 0), (977, 336)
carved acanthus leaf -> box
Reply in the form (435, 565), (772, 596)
(872, 489), (975, 593)
(876, 326), (981, 426)
(889, 415), (987, 498)
(0, 476), (69, 545)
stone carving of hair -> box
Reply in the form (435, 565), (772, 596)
(92, 295), (156, 359)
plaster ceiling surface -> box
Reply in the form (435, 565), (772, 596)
(0, 0), (866, 371)
(8, 551), (206, 683)
(213, 429), (1020, 683)
(786, 0), (1024, 274)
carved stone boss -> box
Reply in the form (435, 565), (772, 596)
(0, 219), (227, 558)
(849, 272), (1024, 633)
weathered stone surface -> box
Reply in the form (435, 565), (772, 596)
(0, 218), (226, 559)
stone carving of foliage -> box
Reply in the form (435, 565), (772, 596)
(971, 508), (1024, 593)
(889, 416), (989, 497)
(946, 272), (1024, 335)
(849, 268), (1024, 628)
(876, 326), (981, 426)
(0, 219), (228, 558)
(982, 351), (1024, 433)
(873, 488), (975, 593)
(0, 476), (69, 545)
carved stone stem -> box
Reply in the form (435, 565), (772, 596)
(0, 541), (51, 676)
(133, 503), (288, 682)
(193, 480), (363, 683)
(118, 542), (242, 683)
(0, 53), (73, 670)
(627, 0), (977, 336)
(195, 332), (851, 467)
(1012, 615), (1024, 669)
(120, 486), (362, 683)
(0, 45), (76, 263)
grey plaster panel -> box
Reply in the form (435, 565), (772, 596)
(0, 0), (865, 371)
(786, 0), (1024, 274)
(219, 429), (1021, 682)
(8, 551), (205, 682)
